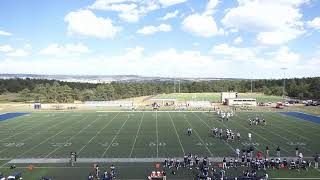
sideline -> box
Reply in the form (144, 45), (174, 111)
(8, 156), (315, 164)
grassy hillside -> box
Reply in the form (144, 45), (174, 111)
(154, 92), (283, 103)
(0, 93), (25, 103)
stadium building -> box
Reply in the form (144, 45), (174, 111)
(225, 98), (257, 106)
(221, 92), (257, 106)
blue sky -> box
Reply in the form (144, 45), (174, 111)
(0, 0), (320, 78)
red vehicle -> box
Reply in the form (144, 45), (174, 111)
(276, 102), (284, 109)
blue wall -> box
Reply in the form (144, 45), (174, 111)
(280, 112), (320, 124)
(0, 112), (30, 122)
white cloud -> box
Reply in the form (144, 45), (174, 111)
(118, 9), (140, 22)
(0, 30), (12, 36)
(24, 43), (32, 49)
(233, 36), (243, 44)
(298, 56), (320, 74)
(158, 0), (187, 7)
(307, 17), (320, 30)
(6, 49), (29, 57)
(181, 0), (223, 37)
(1, 45), (319, 78)
(211, 43), (256, 61)
(122, 46), (144, 60)
(0, 44), (30, 57)
(252, 47), (300, 72)
(89, 0), (186, 22)
(89, 0), (136, 10)
(182, 13), (223, 37)
(89, 0), (142, 22)
(204, 0), (219, 15)
(257, 28), (304, 45)
(137, 24), (172, 35)
(222, 0), (307, 45)
(159, 10), (179, 20)
(40, 43), (90, 56)
(0, 44), (14, 52)
(211, 43), (300, 67)
(209, 43), (307, 77)
(272, 46), (300, 65)
(0, 47), (230, 78)
(64, 9), (121, 39)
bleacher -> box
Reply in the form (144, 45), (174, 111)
(186, 101), (212, 108)
(85, 101), (133, 107)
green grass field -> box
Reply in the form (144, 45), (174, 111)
(0, 111), (319, 179)
(154, 93), (283, 103)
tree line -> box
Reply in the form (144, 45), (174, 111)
(0, 77), (319, 103)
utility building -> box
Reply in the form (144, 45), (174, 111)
(221, 92), (238, 104)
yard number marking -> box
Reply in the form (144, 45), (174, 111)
(195, 142), (214, 146)
(100, 142), (119, 147)
(242, 142), (260, 146)
(3, 142), (25, 147)
(286, 142), (306, 146)
(149, 142), (166, 147)
(51, 142), (72, 147)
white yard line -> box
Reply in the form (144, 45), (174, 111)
(235, 114), (291, 154)
(43, 115), (99, 158)
(156, 111), (159, 158)
(192, 112), (235, 152)
(6, 156), (316, 163)
(298, 112), (320, 118)
(280, 112), (320, 131)
(271, 178), (320, 180)
(260, 122), (314, 153)
(0, 161), (9, 169)
(77, 112), (120, 154)
(0, 114), (34, 129)
(183, 115), (213, 156)
(272, 123), (315, 141)
(270, 113), (320, 139)
(96, 110), (211, 113)
(167, 112), (185, 155)
(129, 112), (145, 158)
(0, 113), (83, 155)
(0, 114), (65, 142)
(100, 116), (130, 158)
(16, 130), (65, 158)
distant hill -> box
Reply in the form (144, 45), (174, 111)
(0, 74), (245, 83)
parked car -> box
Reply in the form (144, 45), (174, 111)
(312, 101), (319, 106)
(288, 100), (299, 104)
(276, 102), (284, 109)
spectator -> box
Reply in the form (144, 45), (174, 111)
(314, 153), (319, 169)
(87, 173), (94, 180)
(222, 158), (227, 169)
(276, 146), (281, 158)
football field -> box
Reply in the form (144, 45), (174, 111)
(0, 111), (320, 179)
(0, 111), (319, 158)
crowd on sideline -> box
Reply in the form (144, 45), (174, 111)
(159, 150), (319, 180)
(88, 163), (116, 180)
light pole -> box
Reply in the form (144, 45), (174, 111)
(281, 68), (287, 98)
(250, 72), (253, 93)
(173, 79), (176, 93)
(251, 79), (253, 93)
